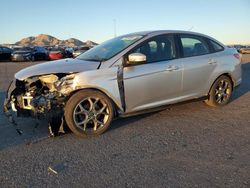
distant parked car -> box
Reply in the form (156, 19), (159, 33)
(0, 46), (13, 61)
(11, 46), (48, 62)
(233, 45), (244, 52)
(65, 47), (74, 58)
(240, 48), (250, 54)
(72, 46), (90, 58)
(48, 48), (64, 60)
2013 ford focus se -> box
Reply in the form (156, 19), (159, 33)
(3, 30), (242, 137)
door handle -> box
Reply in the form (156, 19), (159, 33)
(208, 59), (217, 64)
(165, 65), (179, 71)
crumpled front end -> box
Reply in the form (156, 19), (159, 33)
(4, 73), (78, 121)
(3, 58), (102, 136)
(4, 58), (101, 117)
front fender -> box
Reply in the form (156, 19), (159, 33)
(73, 67), (123, 111)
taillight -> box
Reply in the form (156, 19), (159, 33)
(233, 53), (241, 60)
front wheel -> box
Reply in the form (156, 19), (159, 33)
(64, 90), (114, 138)
(205, 75), (233, 107)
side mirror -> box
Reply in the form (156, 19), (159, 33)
(127, 53), (146, 65)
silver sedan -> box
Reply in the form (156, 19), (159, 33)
(4, 30), (242, 137)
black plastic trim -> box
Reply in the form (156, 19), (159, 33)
(120, 96), (208, 118)
(117, 65), (126, 111)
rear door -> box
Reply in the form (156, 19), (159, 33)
(123, 34), (183, 113)
(178, 34), (217, 97)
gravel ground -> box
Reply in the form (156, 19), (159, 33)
(0, 56), (249, 187)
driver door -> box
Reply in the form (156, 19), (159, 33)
(123, 34), (183, 113)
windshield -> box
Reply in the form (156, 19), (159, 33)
(77, 34), (144, 61)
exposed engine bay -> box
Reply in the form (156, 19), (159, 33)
(5, 73), (78, 117)
(4, 73), (78, 135)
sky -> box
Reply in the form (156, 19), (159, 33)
(0, 0), (250, 45)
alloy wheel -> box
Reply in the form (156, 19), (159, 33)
(214, 79), (231, 104)
(73, 97), (110, 133)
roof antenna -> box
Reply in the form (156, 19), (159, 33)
(188, 26), (194, 31)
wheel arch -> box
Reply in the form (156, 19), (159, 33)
(208, 73), (234, 95)
(221, 73), (234, 87)
(68, 87), (123, 117)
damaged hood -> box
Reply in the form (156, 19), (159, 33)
(15, 58), (100, 80)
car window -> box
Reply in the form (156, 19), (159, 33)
(210, 40), (224, 52)
(77, 34), (144, 61)
(131, 35), (176, 63)
(2, 47), (8, 52)
(180, 35), (209, 57)
(0, 48), (2, 53)
(2, 48), (7, 52)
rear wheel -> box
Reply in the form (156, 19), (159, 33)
(64, 90), (114, 138)
(205, 75), (233, 107)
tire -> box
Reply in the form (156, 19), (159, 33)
(205, 75), (233, 107)
(64, 89), (114, 138)
(31, 56), (35, 62)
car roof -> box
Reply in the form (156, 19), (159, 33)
(126, 30), (210, 37)
(123, 30), (225, 46)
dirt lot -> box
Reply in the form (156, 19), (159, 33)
(0, 55), (250, 187)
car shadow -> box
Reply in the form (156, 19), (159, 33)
(109, 111), (160, 132)
(0, 91), (51, 151)
(0, 88), (160, 150)
(231, 62), (250, 101)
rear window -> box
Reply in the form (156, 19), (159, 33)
(180, 35), (210, 57)
(2, 47), (11, 53)
(209, 40), (224, 52)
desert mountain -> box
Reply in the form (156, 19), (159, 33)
(15, 34), (97, 47)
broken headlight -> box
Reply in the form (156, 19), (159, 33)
(39, 74), (59, 92)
